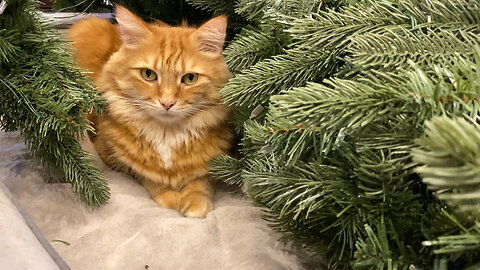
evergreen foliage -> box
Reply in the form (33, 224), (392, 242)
(0, 0), (109, 207)
(194, 0), (480, 268)
(413, 116), (480, 258)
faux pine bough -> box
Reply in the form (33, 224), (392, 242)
(0, 0), (109, 207)
(188, 0), (480, 268)
(413, 116), (480, 261)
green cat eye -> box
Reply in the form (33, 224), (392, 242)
(181, 73), (198, 85)
(140, 68), (157, 81)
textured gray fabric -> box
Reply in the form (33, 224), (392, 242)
(0, 182), (67, 270)
(0, 132), (323, 270)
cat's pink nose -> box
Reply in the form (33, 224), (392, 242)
(160, 100), (176, 111)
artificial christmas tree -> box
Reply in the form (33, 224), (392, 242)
(0, 0), (109, 206)
(190, 0), (480, 268)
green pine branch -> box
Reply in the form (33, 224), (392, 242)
(220, 0), (480, 267)
(185, 0), (236, 15)
(0, 0), (109, 207)
(349, 28), (480, 72)
(209, 154), (243, 186)
(413, 116), (480, 260)
(234, 0), (274, 21)
(221, 48), (341, 111)
(224, 26), (288, 72)
(413, 116), (480, 218)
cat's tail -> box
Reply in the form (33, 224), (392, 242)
(68, 18), (121, 138)
(67, 17), (121, 81)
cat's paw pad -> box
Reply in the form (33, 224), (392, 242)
(179, 192), (213, 218)
(153, 190), (181, 210)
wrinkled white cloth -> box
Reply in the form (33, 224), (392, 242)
(0, 132), (323, 270)
(0, 183), (62, 270)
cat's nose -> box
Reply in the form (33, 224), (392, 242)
(159, 99), (177, 111)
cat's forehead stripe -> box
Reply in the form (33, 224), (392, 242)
(171, 37), (183, 70)
(134, 35), (206, 74)
(153, 46), (161, 71)
(180, 58), (185, 73)
(160, 37), (177, 72)
(164, 45), (176, 68)
(160, 38), (169, 69)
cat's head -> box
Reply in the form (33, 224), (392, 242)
(101, 6), (231, 124)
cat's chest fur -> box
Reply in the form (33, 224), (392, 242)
(138, 122), (200, 169)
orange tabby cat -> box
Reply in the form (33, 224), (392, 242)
(68, 6), (233, 218)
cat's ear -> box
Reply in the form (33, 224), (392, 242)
(193, 16), (227, 56)
(116, 5), (151, 46)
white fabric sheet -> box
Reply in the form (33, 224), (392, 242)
(0, 132), (323, 270)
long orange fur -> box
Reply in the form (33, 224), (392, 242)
(68, 6), (233, 218)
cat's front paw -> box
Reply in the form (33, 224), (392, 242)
(179, 192), (213, 218)
(153, 190), (181, 210)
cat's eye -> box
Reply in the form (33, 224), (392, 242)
(181, 73), (199, 85)
(140, 68), (158, 81)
